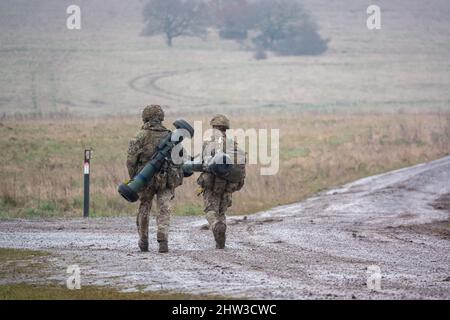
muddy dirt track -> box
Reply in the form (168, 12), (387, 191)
(1, 156), (449, 299)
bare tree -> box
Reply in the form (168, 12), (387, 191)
(142, 0), (207, 47)
(207, 0), (252, 40)
(250, 0), (329, 56)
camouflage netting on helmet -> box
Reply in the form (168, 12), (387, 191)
(142, 105), (164, 123)
(210, 114), (230, 129)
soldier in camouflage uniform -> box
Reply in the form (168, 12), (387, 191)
(197, 115), (245, 249)
(126, 105), (184, 253)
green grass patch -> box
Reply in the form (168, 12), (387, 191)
(0, 248), (50, 280)
(283, 147), (311, 159)
(0, 249), (225, 300)
(0, 248), (49, 261)
(21, 203), (58, 219)
(175, 203), (204, 216)
(0, 197), (18, 216)
(0, 283), (227, 300)
(327, 132), (354, 146)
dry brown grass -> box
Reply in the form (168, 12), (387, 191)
(1, 110), (450, 218)
(1, 1), (450, 219)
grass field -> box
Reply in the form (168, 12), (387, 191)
(0, 0), (449, 117)
(1, 0), (450, 218)
(1, 111), (450, 218)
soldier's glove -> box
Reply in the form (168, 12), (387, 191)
(196, 187), (204, 196)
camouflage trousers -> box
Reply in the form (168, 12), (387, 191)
(203, 189), (232, 229)
(137, 187), (173, 242)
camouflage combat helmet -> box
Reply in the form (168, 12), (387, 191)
(142, 105), (164, 123)
(210, 114), (230, 129)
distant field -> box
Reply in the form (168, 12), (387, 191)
(0, 0), (449, 116)
(1, 111), (450, 218)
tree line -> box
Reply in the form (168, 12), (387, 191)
(141, 0), (329, 58)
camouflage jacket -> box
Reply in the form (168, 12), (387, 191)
(126, 121), (183, 191)
(197, 130), (245, 194)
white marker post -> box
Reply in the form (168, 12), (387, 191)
(83, 149), (92, 218)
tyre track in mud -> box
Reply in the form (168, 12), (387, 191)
(128, 70), (204, 105)
(127, 67), (450, 112)
(128, 69), (236, 108)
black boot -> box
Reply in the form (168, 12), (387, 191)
(213, 222), (226, 249)
(138, 238), (149, 252)
(158, 240), (169, 253)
